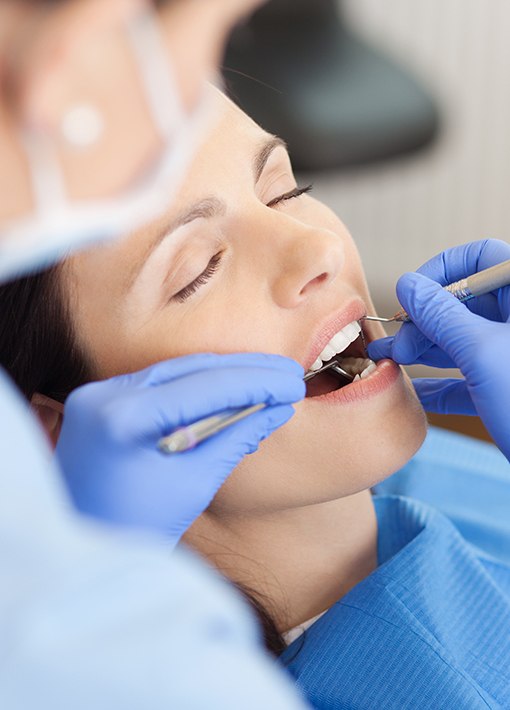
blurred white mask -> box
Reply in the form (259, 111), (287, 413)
(0, 8), (218, 282)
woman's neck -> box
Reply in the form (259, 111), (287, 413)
(185, 489), (378, 632)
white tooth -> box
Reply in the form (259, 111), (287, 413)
(352, 374), (361, 382)
(343, 321), (361, 342)
(360, 363), (377, 379)
(327, 321), (362, 357)
(329, 331), (350, 355)
(310, 357), (323, 371)
(318, 320), (363, 364)
(319, 344), (337, 362)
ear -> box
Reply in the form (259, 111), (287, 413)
(31, 393), (65, 449)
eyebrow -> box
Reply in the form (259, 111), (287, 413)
(127, 135), (287, 291)
(254, 135), (287, 182)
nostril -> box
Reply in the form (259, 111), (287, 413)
(299, 272), (329, 296)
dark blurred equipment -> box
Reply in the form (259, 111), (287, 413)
(224, 0), (440, 171)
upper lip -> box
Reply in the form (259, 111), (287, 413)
(303, 299), (368, 371)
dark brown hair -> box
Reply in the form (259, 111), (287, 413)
(0, 264), (287, 655)
(0, 264), (91, 402)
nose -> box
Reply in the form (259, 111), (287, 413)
(269, 218), (345, 309)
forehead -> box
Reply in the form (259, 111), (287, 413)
(182, 88), (268, 191)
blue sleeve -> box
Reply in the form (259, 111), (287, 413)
(375, 426), (510, 565)
(0, 372), (307, 710)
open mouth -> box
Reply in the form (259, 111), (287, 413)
(305, 321), (375, 398)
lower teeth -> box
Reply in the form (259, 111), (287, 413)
(337, 357), (376, 380)
(304, 357), (377, 398)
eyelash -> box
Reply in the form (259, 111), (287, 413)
(266, 183), (313, 208)
(174, 252), (223, 303)
(173, 183), (313, 303)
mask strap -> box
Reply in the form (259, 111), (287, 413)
(21, 129), (67, 220)
(0, 8), (218, 280)
(18, 7), (179, 226)
(125, 8), (185, 143)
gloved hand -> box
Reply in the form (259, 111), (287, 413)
(367, 239), (510, 459)
(56, 353), (304, 544)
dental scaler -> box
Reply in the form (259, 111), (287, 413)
(362, 258), (510, 323)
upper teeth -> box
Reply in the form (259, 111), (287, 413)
(310, 320), (362, 371)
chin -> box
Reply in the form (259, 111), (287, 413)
(348, 385), (427, 492)
(211, 365), (427, 516)
(309, 366), (426, 495)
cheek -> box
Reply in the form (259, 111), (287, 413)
(338, 229), (370, 299)
(108, 298), (271, 377)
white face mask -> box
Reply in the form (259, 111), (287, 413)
(0, 8), (218, 282)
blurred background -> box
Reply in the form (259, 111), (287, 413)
(225, 0), (510, 442)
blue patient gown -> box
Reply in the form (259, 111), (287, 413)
(280, 428), (510, 709)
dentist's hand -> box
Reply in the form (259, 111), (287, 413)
(56, 353), (304, 544)
(368, 239), (510, 459)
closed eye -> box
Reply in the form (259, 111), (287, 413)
(171, 184), (313, 304)
(173, 251), (223, 303)
(267, 184), (313, 208)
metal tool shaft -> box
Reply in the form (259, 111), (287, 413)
(158, 404), (265, 454)
(362, 258), (510, 323)
(159, 359), (353, 454)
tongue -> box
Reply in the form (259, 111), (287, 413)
(305, 369), (348, 397)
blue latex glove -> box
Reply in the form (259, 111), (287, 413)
(368, 239), (510, 459)
(56, 353), (304, 544)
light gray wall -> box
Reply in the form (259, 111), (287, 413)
(310, 0), (510, 319)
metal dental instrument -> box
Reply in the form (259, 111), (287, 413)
(303, 359), (353, 383)
(361, 258), (510, 323)
(158, 360), (354, 454)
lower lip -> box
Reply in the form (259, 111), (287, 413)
(305, 358), (400, 406)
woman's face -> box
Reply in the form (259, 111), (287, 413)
(67, 90), (426, 515)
